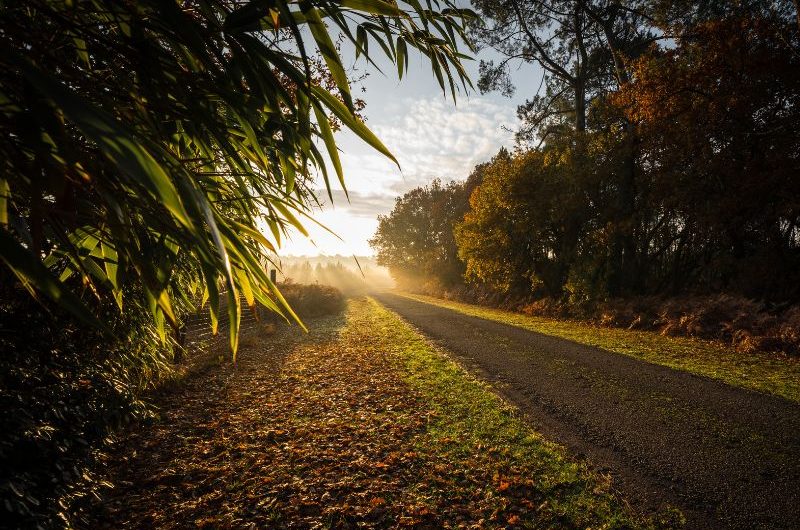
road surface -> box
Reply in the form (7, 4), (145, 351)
(375, 293), (800, 529)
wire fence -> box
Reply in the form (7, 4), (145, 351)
(182, 292), (269, 357)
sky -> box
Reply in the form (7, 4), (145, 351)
(280, 18), (542, 257)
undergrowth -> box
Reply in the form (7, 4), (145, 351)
(0, 282), (183, 529)
(0, 270), (346, 530)
(277, 281), (345, 319)
(432, 286), (800, 357)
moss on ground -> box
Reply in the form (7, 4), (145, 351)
(399, 293), (800, 402)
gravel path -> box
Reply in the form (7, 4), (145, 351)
(375, 293), (800, 530)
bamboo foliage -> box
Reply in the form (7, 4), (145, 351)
(0, 0), (474, 356)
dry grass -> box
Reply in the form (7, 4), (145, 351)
(595, 295), (800, 356)
(423, 285), (800, 357)
(276, 281), (346, 319)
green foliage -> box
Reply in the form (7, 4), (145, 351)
(379, 5), (800, 308)
(455, 146), (599, 297)
(0, 2), (475, 527)
(370, 174), (482, 291)
(0, 0), (474, 353)
(0, 271), (183, 528)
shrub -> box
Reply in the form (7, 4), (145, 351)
(437, 284), (799, 356)
(277, 281), (345, 320)
(0, 276), (183, 528)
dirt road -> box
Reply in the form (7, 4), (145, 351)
(375, 293), (800, 529)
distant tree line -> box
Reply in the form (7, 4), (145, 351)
(372, 0), (800, 304)
(281, 257), (393, 295)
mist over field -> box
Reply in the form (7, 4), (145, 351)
(278, 255), (395, 295)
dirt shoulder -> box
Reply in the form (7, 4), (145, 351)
(375, 292), (800, 530)
(84, 298), (660, 529)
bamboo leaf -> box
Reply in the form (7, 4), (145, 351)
(224, 1), (270, 33)
(396, 37), (407, 79)
(201, 263), (220, 335)
(313, 103), (346, 196)
(72, 36), (90, 68)
(0, 228), (105, 331)
(312, 86), (399, 168)
(228, 288), (241, 358)
(304, 7), (353, 110)
(157, 289), (177, 328)
(236, 267), (255, 307)
(13, 55), (194, 231)
(0, 179), (8, 226)
(273, 201), (309, 237)
(340, 0), (403, 17)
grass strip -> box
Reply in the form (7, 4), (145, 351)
(397, 293), (800, 402)
(365, 297), (681, 528)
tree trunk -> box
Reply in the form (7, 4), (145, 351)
(574, 77), (586, 133)
(619, 126), (638, 288)
(595, 9), (639, 296)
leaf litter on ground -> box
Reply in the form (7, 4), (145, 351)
(85, 297), (680, 529)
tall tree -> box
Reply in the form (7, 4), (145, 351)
(455, 141), (605, 297)
(371, 174), (481, 290)
(472, 0), (659, 294)
(471, 0), (649, 142)
(612, 12), (800, 297)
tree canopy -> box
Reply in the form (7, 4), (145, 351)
(371, 174), (481, 291)
(372, 1), (800, 304)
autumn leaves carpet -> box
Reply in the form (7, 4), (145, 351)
(86, 298), (664, 529)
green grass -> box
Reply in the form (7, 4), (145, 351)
(363, 297), (682, 529)
(398, 293), (800, 403)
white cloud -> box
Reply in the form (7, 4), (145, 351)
(373, 97), (515, 194)
(317, 190), (398, 218)
(282, 95), (517, 256)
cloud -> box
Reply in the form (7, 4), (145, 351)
(282, 95), (517, 255)
(315, 189), (398, 218)
(332, 96), (516, 197)
(373, 97), (516, 194)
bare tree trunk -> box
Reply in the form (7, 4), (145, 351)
(618, 128), (638, 289)
(590, 2), (639, 296)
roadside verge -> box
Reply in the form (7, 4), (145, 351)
(397, 292), (800, 402)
